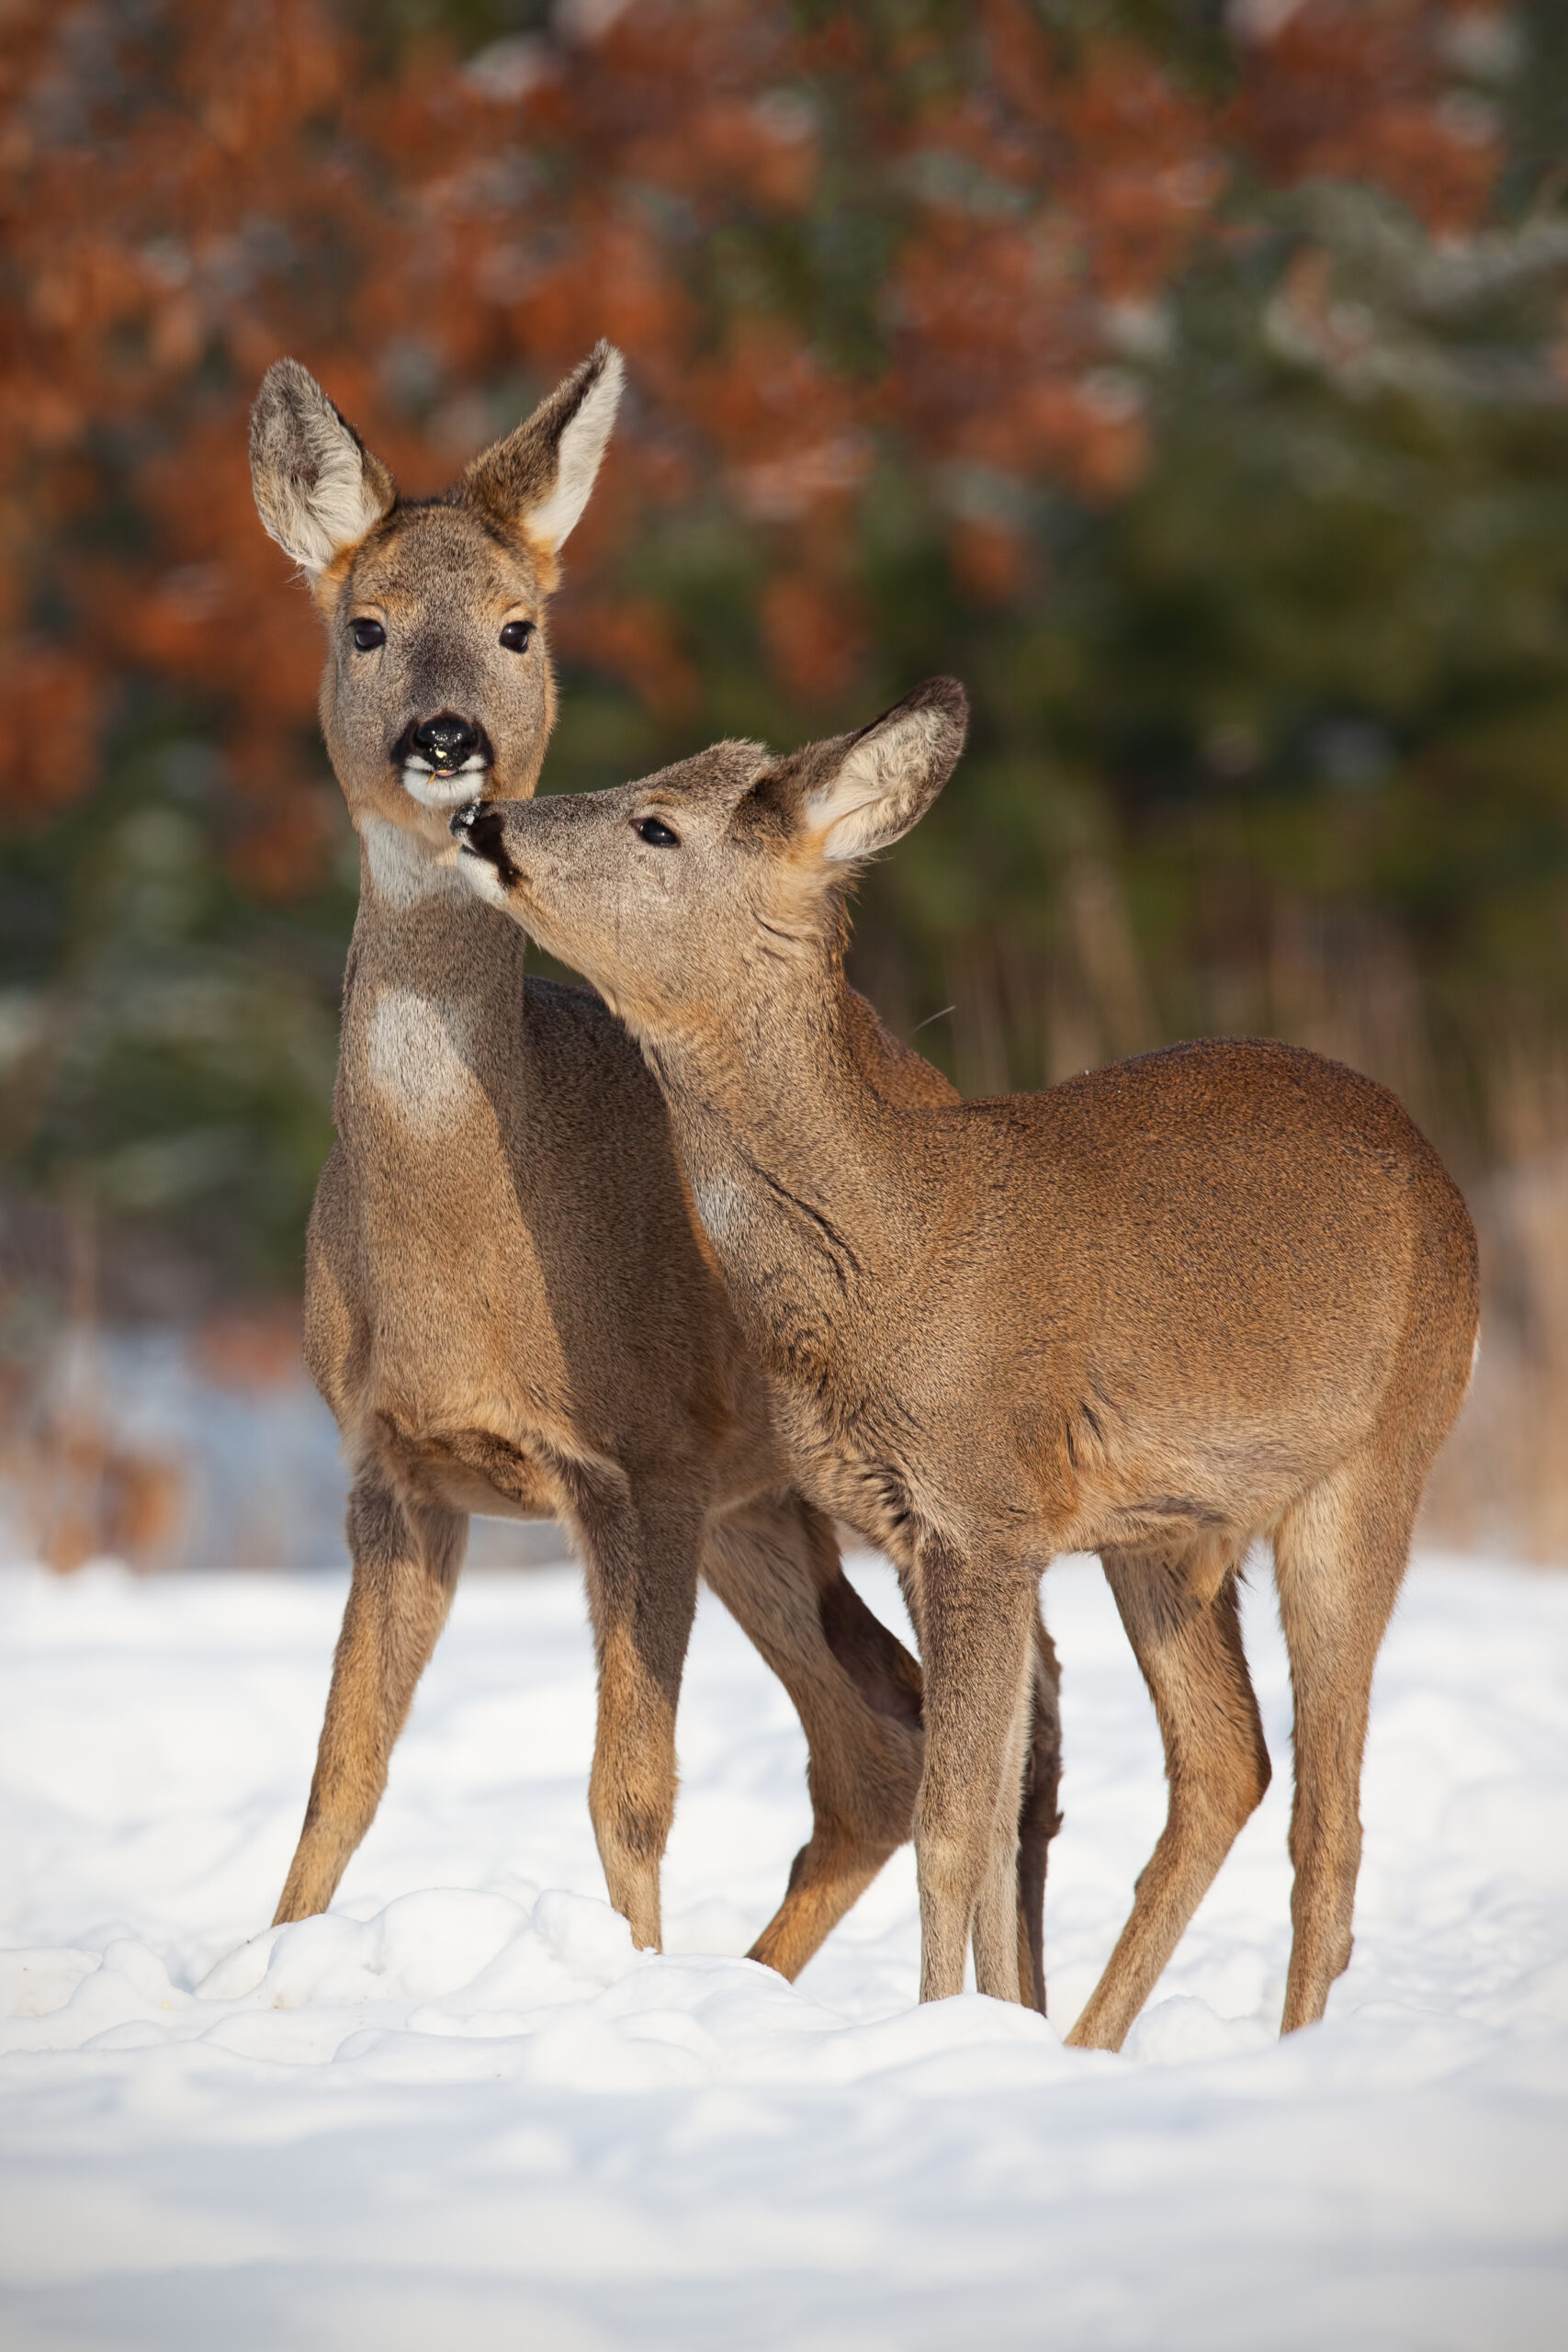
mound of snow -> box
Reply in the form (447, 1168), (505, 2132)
(2, 1551), (1565, 2349)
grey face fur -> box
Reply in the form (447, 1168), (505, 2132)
(248, 343), (624, 854)
(451, 679), (969, 1034)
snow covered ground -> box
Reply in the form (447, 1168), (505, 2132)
(2, 1547), (1565, 2351)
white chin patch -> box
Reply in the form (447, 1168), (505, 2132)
(402, 759), (490, 810)
(455, 848), (508, 906)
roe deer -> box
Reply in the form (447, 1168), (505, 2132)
(452, 675), (1480, 2043)
(249, 360), (1062, 1990)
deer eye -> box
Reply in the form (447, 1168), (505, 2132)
(633, 816), (680, 847)
(350, 617), (385, 652)
(500, 619), (534, 653)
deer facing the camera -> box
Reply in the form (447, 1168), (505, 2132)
(453, 678), (1479, 2044)
(249, 356), (1062, 1994)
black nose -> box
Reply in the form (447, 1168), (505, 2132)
(451, 801), (517, 882)
(412, 713), (480, 767)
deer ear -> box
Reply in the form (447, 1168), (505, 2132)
(798, 678), (969, 863)
(249, 359), (396, 575)
(462, 341), (625, 552)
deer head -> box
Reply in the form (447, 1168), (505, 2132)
(249, 343), (624, 858)
(450, 678), (969, 1035)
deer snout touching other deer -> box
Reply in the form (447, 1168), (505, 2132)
(454, 679), (1480, 2046)
(451, 799), (515, 879)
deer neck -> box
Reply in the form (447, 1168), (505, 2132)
(350, 814), (523, 979)
(643, 959), (910, 1343)
(338, 815), (529, 1138)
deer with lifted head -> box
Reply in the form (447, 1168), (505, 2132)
(249, 356), (1061, 1991)
(453, 677), (1480, 2043)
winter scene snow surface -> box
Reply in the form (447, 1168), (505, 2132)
(2, 1544), (1566, 2352)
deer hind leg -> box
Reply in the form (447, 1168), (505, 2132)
(701, 1493), (925, 1982)
(1066, 1544), (1270, 2052)
(911, 1549), (1040, 2004)
(274, 1469), (466, 1926)
(1272, 1450), (1415, 2034)
(566, 1471), (703, 1956)
(1014, 1610), (1063, 2014)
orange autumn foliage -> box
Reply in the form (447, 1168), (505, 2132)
(0, 0), (1509, 885)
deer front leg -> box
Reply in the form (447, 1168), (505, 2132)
(274, 1470), (466, 1925)
(912, 1548), (1038, 2004)
(569, 1471), (702, 1953)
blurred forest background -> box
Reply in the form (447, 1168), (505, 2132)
(3, 0), (1568, 1565)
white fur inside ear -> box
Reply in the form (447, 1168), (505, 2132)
(252, 363), (392, 574)
(527, 348), (625, 551)
(805, 705), (953, 863)
(288, 443), (384, 572)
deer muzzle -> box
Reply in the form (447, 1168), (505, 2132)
(451, 800), (521, 888)
(395, 713), (494, 808)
